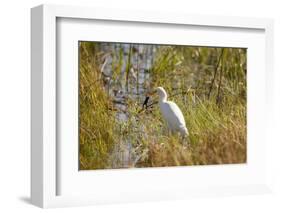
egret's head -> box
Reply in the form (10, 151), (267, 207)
(145, 87), (168, 103)
(156, 87), (168, 102)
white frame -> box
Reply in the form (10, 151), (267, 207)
(31, 4), (274, 208)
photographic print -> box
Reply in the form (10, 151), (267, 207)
(79, 41), (246, 170)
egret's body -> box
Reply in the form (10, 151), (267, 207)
(156, 87), (189, 137)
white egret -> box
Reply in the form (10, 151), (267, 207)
(155, 87), (189, 137)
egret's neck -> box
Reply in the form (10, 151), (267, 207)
(159, 92), (168, 103)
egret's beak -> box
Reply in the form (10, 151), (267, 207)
(142, 96), (150, 109)
(143, 89), (157, 109)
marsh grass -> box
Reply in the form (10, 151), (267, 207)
(79, 42), (246, 170)
(79, 43), (119, 169)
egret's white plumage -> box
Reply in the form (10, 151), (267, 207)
(156, 87), (189, 137)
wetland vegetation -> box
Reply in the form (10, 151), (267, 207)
(79, 41), (247, 170)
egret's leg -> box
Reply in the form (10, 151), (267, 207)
(178, 127), (190, 147)
(182, 134), (191, 149)
(166, 122), (173, 136)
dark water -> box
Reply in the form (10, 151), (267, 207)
(100, 43), (157, 121)
(99, 43), (157, 167)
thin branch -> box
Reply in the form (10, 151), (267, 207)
(207, 48), (224, 99)
(216, 52), (224, 106)
(137, 100), (158, 114)
(125, 45), (132, 92)
(136, 47), (139, 96)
